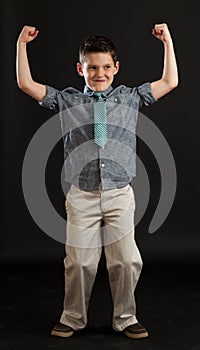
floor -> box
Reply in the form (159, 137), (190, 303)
(1, 253), (200, 350)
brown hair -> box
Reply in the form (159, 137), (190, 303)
(79, 35), (118, 65)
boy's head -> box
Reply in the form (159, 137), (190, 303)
(77, 35), (119, 92)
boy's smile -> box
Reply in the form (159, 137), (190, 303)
(77, 52), (119, 92)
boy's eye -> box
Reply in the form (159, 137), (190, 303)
(87, 65), (112, 70)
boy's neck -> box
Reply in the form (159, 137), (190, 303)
(84, 85), (113, 96)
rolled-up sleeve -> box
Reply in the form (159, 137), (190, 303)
(137, 82), (157, 107)
(38, 85), (60, 112)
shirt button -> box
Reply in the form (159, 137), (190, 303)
(101, 163), (105, 168)
(114, 98), (118, 102)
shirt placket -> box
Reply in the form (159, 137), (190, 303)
(99, 148), (106, 189)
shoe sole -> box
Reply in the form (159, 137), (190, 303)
(124, 330), (149, 339)
(51, 330), (74, 338)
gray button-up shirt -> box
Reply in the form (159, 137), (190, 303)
(39, 82), (157, 190)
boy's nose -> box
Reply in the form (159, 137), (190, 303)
(96, 67), (104, 76)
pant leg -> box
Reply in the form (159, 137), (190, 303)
(103, 185), (143, 331)
(60, 245), (102, 330)
(60, 185), (102, 330)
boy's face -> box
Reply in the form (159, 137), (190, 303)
(77, 52), (119, 92)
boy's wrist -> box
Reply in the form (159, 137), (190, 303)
(17, 40), (27, 47)
(163, 38), (173, 47)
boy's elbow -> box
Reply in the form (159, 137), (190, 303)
(17, 79), (29, 92)
(17, 82), (26, 92)
(167, 78), (179, 92)
(17, 80), (46, 101)
(172, 78), (179, 89)
(171, 80), (178, 90)
(17, 79), (35, 96)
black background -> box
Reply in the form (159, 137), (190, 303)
(1, 0), (199, 265)
(0, 0), (200, 349)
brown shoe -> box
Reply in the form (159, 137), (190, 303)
(124, 322), (149, 339)
(51, 322), (74, 338)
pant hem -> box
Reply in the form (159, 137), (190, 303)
(112, 316), (138, 332)
(60, 314), (86, 331)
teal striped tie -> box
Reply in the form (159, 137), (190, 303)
(93, 92), (107, 148)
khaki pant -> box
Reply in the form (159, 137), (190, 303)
(60, 184), (143, 332)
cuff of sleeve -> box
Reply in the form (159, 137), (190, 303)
(138, 82), (157, 106)
(38, 85), (58, 111)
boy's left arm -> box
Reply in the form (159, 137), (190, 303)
(150, 23), (179, 100)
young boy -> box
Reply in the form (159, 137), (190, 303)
(16, 23), (178, 339)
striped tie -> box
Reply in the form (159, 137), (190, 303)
(93, 92), (107, 148)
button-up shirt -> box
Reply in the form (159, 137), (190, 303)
(39, 82), (157, 190)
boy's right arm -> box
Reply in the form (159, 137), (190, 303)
(16, 25), (46, 102)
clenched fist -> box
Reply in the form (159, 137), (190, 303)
(17, 25), (39, 44)
(152, 23), (172, 44)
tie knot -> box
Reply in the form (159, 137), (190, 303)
(93, 92), (104, 101)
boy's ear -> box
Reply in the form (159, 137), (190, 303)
(114, 61), (120, 75)
(77, 62), (84, 76)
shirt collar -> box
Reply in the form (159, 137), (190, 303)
(83, 85), (113, 97)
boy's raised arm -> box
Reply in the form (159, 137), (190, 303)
(16, 25), (46, 101)
(150, 23), (179, 100)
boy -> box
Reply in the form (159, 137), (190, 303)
(16, 23), (178, 339)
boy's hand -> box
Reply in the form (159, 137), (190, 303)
(152, 23), (172, 44)
(17, 25), (39, 44)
